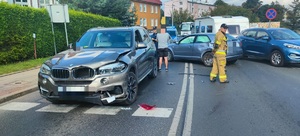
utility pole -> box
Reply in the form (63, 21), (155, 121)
(191, 0), (194, 14)
(172, 3), (174, 26)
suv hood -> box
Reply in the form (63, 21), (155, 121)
(49, 49), (130, 67)
(281, 40), (300, 46)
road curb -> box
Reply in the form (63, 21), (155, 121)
(0, 67), (40, 78)
(0, 86), (38, 104)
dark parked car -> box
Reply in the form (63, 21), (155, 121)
(167, 33), (243, 66)
(38, 26), (158, 105)
(237, 28), (300, 66)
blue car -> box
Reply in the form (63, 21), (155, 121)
(168, 33), (243, 67)
(166, 26), (179, 41)
(237, 28), (300, 66)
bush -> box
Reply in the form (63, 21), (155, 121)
(0, 2), (121, 65)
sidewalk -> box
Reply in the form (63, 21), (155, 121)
(0, 68), (40, 104)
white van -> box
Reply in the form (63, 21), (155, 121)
(194, 16), (249, 37)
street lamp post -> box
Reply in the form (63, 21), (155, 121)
(172, 4), (174, 26)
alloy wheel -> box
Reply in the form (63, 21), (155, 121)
(271, 51), (283, 66)
(127, 72), (137, 101)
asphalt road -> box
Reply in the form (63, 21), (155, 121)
(0, 59), (300, 136)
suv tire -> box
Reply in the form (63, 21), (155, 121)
(270, 50), (285, 67)
(202, 52), (213, 67)
(121, 72), (138, 105)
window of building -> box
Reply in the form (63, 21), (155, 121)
(16, 0), (28, 6)
(131, 2), (135, 11)
(155, 19), (158, 26)
(144, 4), (147, 12)
(140, 4), (143, 12)
(151, 5), (154, 13)
(155, 6), (158, 13)
(180, 2), (183, 5)
(180, 8), (183, 11)
(151, 19), (154, 27)
(140, 18), (143, 26)
(144, 18), (147, 27)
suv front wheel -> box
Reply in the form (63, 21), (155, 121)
(121, 72), (138, 105)
(270, 50), (285, 67)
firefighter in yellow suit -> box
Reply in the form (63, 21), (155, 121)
(210, 23), (229, 83)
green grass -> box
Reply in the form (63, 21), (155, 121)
(0, 58), (50, 76)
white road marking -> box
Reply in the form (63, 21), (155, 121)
(36, 104), (79, 113)
(132, 107), (173, 118)
(183, 63), (195, 136)
(84, 106), (121, 115)
(0, 102), (40, 111)
(168, 63), (188, 136)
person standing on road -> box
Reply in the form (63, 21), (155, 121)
(151, 26), (158, 50)
(157, 31), (171, 72)
(210, 23), (229, 83)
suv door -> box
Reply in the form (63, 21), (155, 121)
(253, 30), (270, 58)
(241, 30), (257, 56)
(173, 35), (196, 59)
(135, 28), (153, 81)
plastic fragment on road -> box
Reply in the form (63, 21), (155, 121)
(139, 103), (156, 110)
(167, 82), (175, 85)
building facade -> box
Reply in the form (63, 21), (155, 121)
(131, 0), (162, 30)
(1, 0), (58, 8)
(164, 0), (215, 19)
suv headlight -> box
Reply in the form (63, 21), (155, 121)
(284, 43), (300, 49)
(98, 62), (127, 75)
(40, 64), (51, 75)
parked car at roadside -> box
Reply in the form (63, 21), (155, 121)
(237, 28), (300, 66)
(38, 26), (158, 105)
(167, 33), (243, 66)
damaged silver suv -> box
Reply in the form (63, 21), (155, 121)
(38, 26), (158, 105)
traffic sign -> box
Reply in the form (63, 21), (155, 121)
(266, 8), (277, 20)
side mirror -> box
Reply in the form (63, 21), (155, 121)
(137, 42), (147, 49)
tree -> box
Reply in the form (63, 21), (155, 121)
(210, 5), (259, 22)
(172, 9), (194, 30)
(256, 2), (286, 22)
(284, 0), (300, 31)
(65, 0), (133, 26)
(214, 0), (228, 6)
(242, 0), (263, 13)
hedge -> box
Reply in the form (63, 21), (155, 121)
(0, 2), (121, 65)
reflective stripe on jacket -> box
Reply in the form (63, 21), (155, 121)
(214, 31), (228, 52)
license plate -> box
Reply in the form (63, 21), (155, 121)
(58, 86), (85, 92)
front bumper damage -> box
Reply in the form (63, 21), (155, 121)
(38, 71), (129, 105)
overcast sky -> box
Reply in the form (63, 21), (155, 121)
(162, 0), (293, 8)
(213, 0), (293, 7)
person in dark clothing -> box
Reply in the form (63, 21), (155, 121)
(151, 26), (158, 49)
(151, 26), (159, 69)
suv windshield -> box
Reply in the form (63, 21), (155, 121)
(269, 29), (300, 40)
(76, 30), (132, 48)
